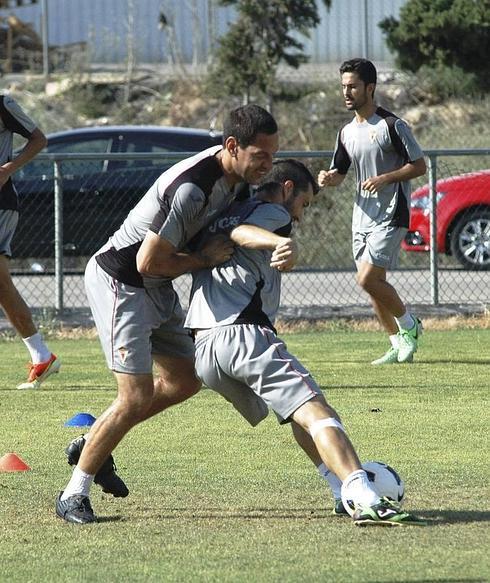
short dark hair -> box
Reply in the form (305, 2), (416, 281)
(339, 58), (377, 86)
(257, 158), (319, 196)
(223, 104), (278, 148)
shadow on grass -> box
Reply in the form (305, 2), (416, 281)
(329, 359), (490, 366)
(419, 509), (490, 525)
(136, 507), (490, 525)
(96, 515), (125, 523)
(150, 507), (332, 520)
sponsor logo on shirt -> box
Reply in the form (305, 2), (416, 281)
(208, 215), (241, 234)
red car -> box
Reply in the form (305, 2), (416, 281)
(402, 169), (490, 270)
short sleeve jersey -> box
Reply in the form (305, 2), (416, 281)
(0, 95), (38, 211)
(331, 106), (424, 231)
(96, 145), (244, 288)
(184, 198), (292, 332)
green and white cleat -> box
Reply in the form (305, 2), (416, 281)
(332, 498), (349, 516)
(397, 318), (423, 363)
(371, 347), (404, 365)
(353, 497), (427, 527)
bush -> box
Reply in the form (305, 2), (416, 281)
(414, 64), (479, 103)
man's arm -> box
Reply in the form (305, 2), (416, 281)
(0, 128), (47, 188)
(317, 168), (346, 188)
(361, 157), (427, 194)
(136, 230), (234, 279)
(230, 224), (298, 272)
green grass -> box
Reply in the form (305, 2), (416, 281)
(0, 329), (489, 583)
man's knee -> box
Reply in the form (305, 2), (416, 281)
(154, 370), (201, 406)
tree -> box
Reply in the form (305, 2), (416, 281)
(208, 0), (331, 105)
(379, 0), (489, 91)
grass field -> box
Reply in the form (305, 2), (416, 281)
(0, 328), (489, 583)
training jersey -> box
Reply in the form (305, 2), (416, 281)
(331, 106), (424, 231)
(185, 198), (292, 332)
(0, 95), (38, 211)
(96, 145), (245, 288)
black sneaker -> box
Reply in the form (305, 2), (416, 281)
(65, 435), (129, 498)
(56, 492), (96, 524)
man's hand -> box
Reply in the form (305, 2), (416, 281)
(199, 235), (235, 268)
(270, 238), (298, 272)
(317, 168), (339, 188)
(361, 174), (388, 194)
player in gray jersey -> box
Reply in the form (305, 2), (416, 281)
(185, 159), (426, 527)
(0, 94), (61, 389)
(56, 104), (300, 525)
(318, 59), (427, 365)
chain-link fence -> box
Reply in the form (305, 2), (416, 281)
(9, 149), (490, 319)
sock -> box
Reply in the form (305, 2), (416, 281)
(395, 311), (415, 331)
(22, 333), (51, 364)
(60, 466), (95, 500)
(341, 469), (380, 508)
(389, 334), (399, 349)
(317, 463), (342, 499)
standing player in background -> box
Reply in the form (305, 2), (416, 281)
(185, 159), (426, 526)
(56, 104), (298, 524)
(0, 94), (61, 389)
(318, 58), (427, 365)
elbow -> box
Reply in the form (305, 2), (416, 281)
(416, 159), (427, 177)
(136, 252), (153, 276)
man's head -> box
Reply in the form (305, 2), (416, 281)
(256, 159), (318, 223)
(222, 104), (279, 185)
(339, 58), (377, 111)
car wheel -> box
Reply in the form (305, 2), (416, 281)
(450, 209), (490, 270)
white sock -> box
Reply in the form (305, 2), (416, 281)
(341, 469), (380, 508)
(317, 463), (342, 499)
(395, 311), (415, 331)
(22, 333), (51, 364)
(61, 466), (95, 500)
(389, 334), (399, 349)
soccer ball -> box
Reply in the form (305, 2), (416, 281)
(342, 461), (405, 516)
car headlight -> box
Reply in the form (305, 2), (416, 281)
(411, 191), (446, 210)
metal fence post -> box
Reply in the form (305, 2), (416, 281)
(428, 154), (439, 305)
(54, 160), (64, 312)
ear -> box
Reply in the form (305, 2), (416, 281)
(283, 179), (294, 198)
(224, 136), (238, 158)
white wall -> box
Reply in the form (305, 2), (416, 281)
(0, 0), (405, 64)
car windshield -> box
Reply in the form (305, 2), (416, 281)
(17, 137), (113, 179)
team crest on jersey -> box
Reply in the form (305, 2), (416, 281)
(369, 130), (377, 143)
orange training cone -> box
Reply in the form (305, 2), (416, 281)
(0, 453), (31, 472)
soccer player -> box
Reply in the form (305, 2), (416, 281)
(56, 104), (296, 524)
(0, 94), (61, 389)
(185, 159), (426, 527)
(318, 58), (427, 365)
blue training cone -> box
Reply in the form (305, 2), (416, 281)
(64, 412), (96, 427)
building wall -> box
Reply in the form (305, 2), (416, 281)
(0, 0), (405, 65)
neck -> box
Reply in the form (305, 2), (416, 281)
(216, 149), (240, 188)
(355, 103), (376, 123)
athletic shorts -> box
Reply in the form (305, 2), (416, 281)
(194, 324), (322, 425)
(353, 225), (407, 269)
(0, 210), (18, 257)
(85, 255), (195, 374)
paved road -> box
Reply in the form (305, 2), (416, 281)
(12, 269), (490, 316)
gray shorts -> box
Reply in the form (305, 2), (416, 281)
(85, 255), (195, 374)
(353, 225), (407, 269)
(194, 324), (322, 425)
(0, 210), (18, 257)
